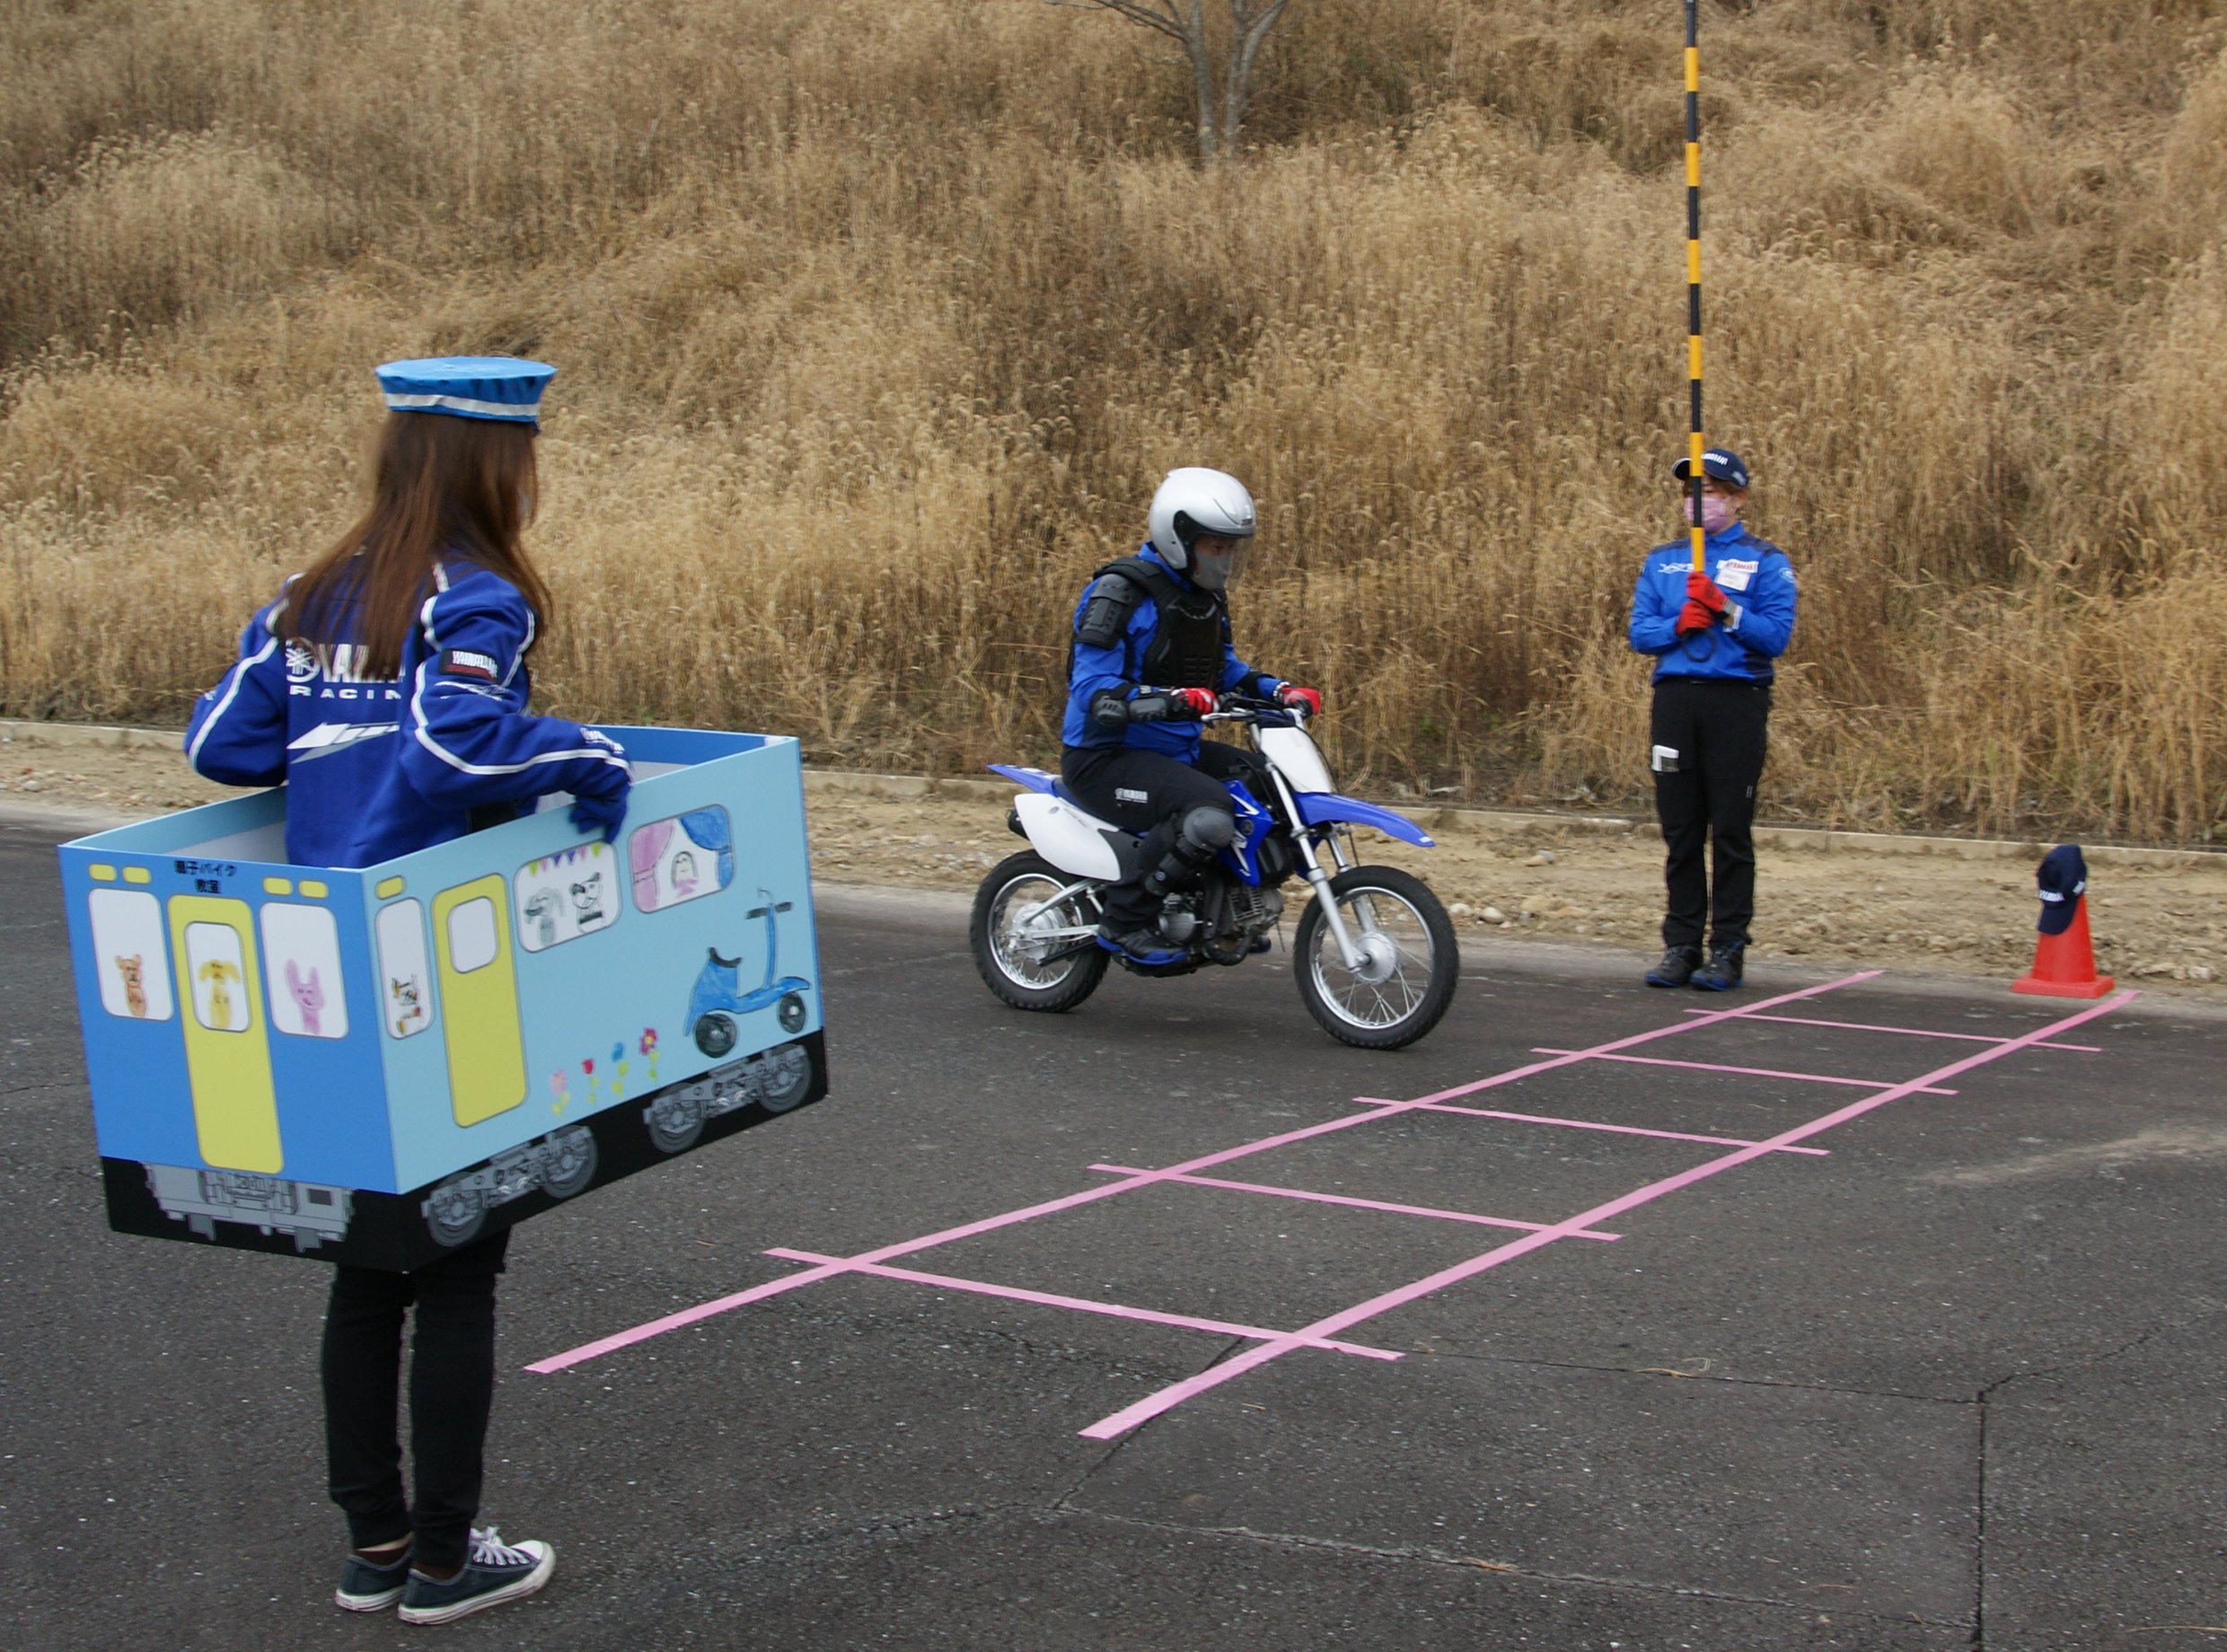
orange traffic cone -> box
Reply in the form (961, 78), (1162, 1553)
(2012, 892), (2115, 998)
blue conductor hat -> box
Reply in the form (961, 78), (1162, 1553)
(374, 356), (555, 426)
(2034, 843), (2088, 936)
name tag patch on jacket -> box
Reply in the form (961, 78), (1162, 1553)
(1715, 558), (1759, 592)
(439, 649), (500, 682)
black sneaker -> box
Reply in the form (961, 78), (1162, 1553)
(1643, 945), (1702, 988)
(1691, 945), (1745, 991)
(335, 1547), (412, 1612)
(395, 1527), (555, 1626)
(1096, 924), (1186, 966)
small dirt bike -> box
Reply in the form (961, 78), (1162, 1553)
(970, 699), (1458, 1049)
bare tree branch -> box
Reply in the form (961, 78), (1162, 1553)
(1052, 0), (1298, 163)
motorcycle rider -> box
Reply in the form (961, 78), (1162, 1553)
(1061, 467), (1322, 965)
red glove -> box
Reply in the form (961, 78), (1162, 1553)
(1686, 571), (1728, 615)
(1168, 687), (1219, 718)
(1275, 684), (1323, 717)
(1675, 599), (1716, 638)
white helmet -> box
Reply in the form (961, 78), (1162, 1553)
(1148, 467), (1256, 590)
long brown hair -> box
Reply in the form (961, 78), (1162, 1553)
(283, 412), (553, 680)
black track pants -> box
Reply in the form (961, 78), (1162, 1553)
(1650, 678), (1772, 952)
(1061, 742), (1261, 930)
(321, 1230), (511, 1569)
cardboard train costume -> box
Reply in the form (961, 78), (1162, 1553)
(59, 357), (827, 1271)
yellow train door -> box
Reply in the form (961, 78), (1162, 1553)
(431, 874), (527, 1127)
(166, 895), (283, 1173)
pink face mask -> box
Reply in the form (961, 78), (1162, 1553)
(1682, 491), (1739, 534)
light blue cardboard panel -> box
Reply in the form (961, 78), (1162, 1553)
(64, 728), (818, 1198)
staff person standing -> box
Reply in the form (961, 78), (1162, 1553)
(1627, 448), (1796, 991)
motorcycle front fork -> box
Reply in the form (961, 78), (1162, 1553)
(1270, 770), (1369, 971)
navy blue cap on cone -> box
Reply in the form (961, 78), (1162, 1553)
(374, 356), (555, 426)
(2034, 844), (2088, 936)
(1673, 448), (1750, 489)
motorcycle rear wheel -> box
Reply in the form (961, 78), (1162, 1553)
(971, 851), (1109, 1013)
(1292, 866), (1459, 1049)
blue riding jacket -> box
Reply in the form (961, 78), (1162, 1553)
(1626, 523), (1797, 684)
(1061, 545), (1283, 762)
(186, 559), (632, 867)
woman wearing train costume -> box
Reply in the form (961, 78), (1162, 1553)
(185, 356), (627, 1624)
(1061, 467), (1323, 965)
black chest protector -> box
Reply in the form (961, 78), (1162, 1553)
(1077, 557), (1227, 688)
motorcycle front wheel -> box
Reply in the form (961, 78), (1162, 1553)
(970, 851), (1109, 1013)
(1292, 866), (1459, 1049)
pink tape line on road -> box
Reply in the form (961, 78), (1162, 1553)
(1077, 989), (2139, 1441)
(1086, 1164), (1624, 1241)
(762, 1248), (1404, 1361)
(528, 970), (1878, 1374)
(1679, 1007), (2101, 1052)
(1529, 1047), (1959, 1095)
(1347, 1097), (1831, 1156)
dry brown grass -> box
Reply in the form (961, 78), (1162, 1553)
(3, 0), (2225, 840)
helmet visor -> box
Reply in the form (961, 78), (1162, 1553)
(1191, 539), (1250, 592)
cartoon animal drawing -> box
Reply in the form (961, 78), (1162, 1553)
(569, 872), (605, 928)
(284, 960), (326, 1036)
(670, 850), (699, 900)
(197, 958), (241, 1028)
(389, 974), (425, 1035)
(524, 889), (560, 949)
(113, 953), (147, 1018)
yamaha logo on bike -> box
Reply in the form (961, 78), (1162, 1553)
(1115, 787), (1149, 804)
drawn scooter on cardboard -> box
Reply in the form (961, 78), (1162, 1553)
(685, 889), (811, 1056)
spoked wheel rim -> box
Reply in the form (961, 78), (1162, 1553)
(1305, 885), (1439, 1031)
(989, 873), (1095, 990)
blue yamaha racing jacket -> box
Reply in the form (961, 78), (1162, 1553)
(186, 560), (632, 867)
(1626, 523), (1797, 683)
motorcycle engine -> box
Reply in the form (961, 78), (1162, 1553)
(1225, 883), (1285, 936)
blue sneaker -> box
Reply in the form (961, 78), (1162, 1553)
(395, 1527), (555, 1626)
(335, 1546), (412, 1612)
(1096, 926), (1186, 966)
(1691, 945), (1745, 991)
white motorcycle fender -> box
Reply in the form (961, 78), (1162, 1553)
(1015, 792), (1126, 880)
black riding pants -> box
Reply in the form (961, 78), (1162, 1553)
(321, 1229), (511, 1569)
(1061, 742), (1261, 930)
(1650, 678), (1772, 952)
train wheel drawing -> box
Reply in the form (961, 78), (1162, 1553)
(423, 1180), (486, 1248)
(644, 1088), (707, 1155)
(757, 1042), (813, 1113)
(693, 1012), (737, 1057)
(777, 991), (807, 1034)
(538, 1124), (598, 1199)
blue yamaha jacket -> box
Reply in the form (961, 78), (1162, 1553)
(1061, 545), (1282, 761)
(186, 560), (632, 867)
(1626, 524), (1797, 683)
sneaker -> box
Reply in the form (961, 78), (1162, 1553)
(1691, 945), (1745, 991)
(335, 1546), (412, 1612)
(395, 1527), (555, 1626)
(1643, 945), (1702, 989)
(1096, 925), (1186, 966)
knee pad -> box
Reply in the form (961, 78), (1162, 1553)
(1175, 805), (1237, 860)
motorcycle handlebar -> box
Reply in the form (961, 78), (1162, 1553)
(1202, 696), (1307, 726)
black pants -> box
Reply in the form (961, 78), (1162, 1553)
(1650, 678), (1771, 952)
(321, 1229), (510, 1569)
(1061, 742), (1261, 930)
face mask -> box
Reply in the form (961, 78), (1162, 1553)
(1683, 491), (1738, 534)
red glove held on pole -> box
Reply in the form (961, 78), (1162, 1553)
(1686, 571), (1728, 615)
(1167, 687), (1219, 718)
(1675, 599), (1717, 638)
(1274, 684), (1323, 717)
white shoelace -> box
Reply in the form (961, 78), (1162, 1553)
(466, 1525), (537, 1569)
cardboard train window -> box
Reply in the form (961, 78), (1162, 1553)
(629, 808), (735, 914)
(88, 888), (173, 1021)
(513, 841), (618, 953)
(182, 922), (251, 1032)
(260, 902), (348, 1040)
(374, 899), (432, 1040)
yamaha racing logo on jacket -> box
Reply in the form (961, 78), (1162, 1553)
(1626, 524), (1799, 685)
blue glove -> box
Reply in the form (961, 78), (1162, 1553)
(569, 787), (628, 845)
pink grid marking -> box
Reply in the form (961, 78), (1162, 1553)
(1345, 1096), (1831, 1156)
(528, 971), (1879, 1375)
(1528, 1047), (1959, 1094)
(1678, 1007), (2101, 1052)
(1076, 989), (2138, 1440)
(761, 1249), (1406, 1360)
(1085, 1164), (1624, 1240)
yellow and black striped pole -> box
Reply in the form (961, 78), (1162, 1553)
(1684, 0), (1705, 573)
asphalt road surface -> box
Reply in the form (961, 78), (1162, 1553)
(5, 810), (2225, 1650)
